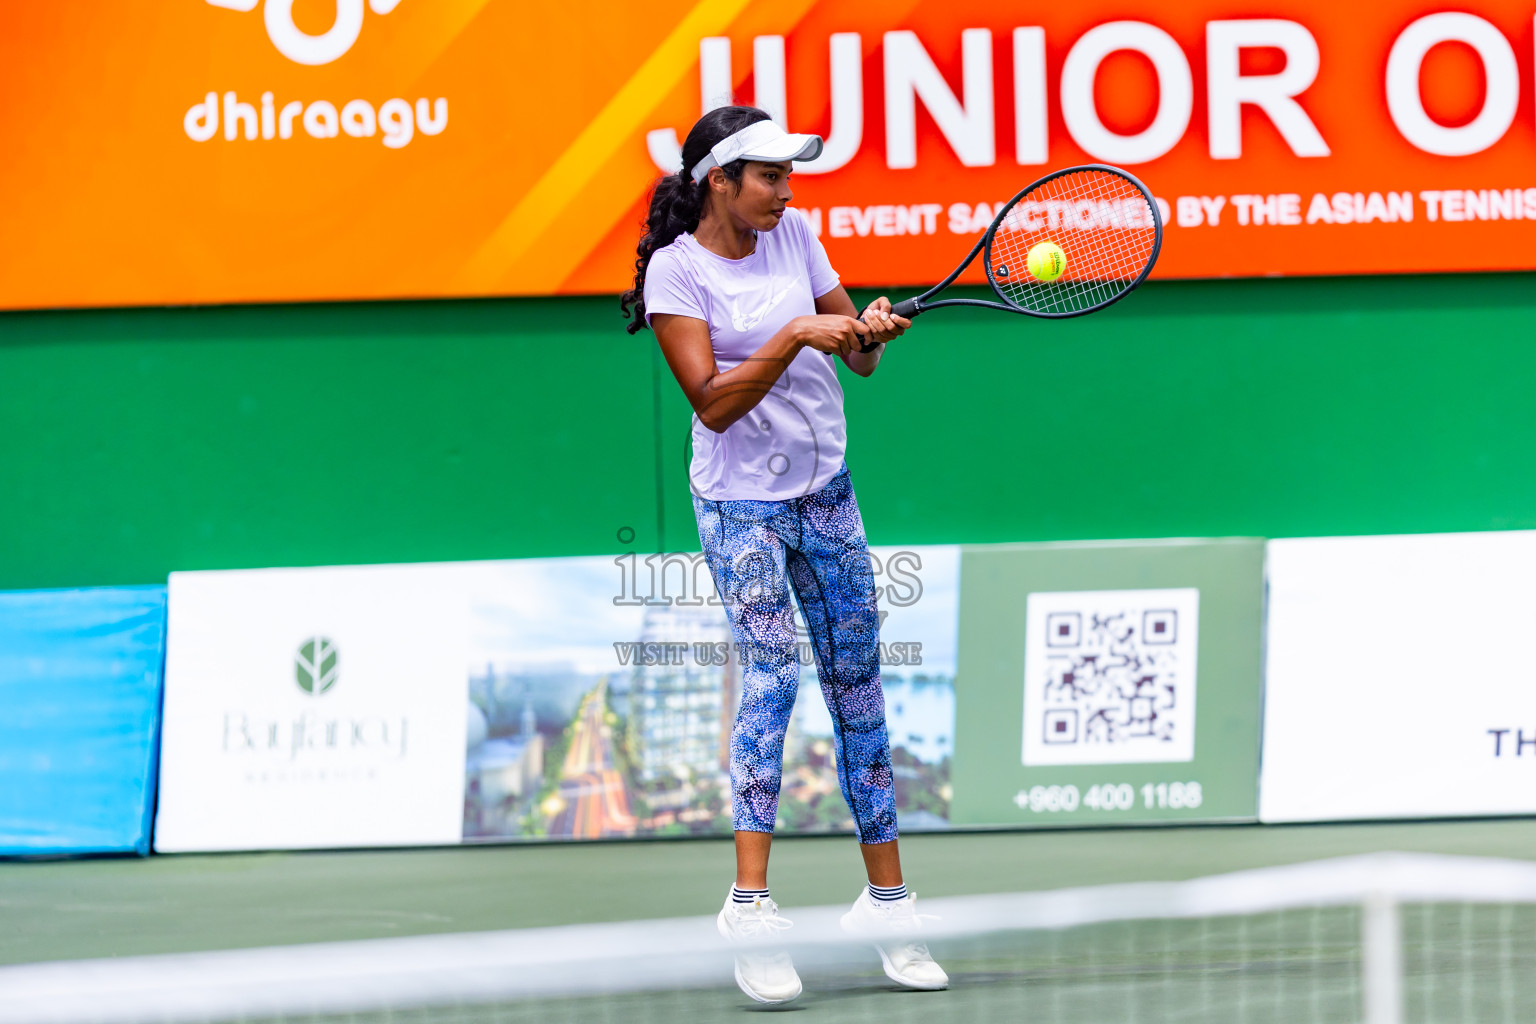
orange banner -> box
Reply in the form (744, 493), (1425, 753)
(2, 1), (1535, 309)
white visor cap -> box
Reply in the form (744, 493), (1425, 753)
(689, 120), (823, 183)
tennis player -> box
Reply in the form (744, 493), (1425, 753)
(621, 105), (948, 1004)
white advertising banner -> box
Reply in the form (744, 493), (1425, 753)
(155, 564), (471, 852)
(1262, 531), (1536, 823)
(156, 546), (960, 851)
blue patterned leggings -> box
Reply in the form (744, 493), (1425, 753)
(693, 464), (897, 844)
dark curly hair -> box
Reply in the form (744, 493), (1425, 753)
(620, 106), (772, 334)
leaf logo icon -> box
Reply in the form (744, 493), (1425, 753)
(295, 636), (339, 695)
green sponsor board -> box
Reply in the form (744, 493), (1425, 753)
(951, 539), (1264, 828)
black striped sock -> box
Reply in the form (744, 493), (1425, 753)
(732, 885), (771, 904)
(868, 882), (908, 902)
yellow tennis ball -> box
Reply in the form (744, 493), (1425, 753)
(1027, 241), (1066, 282)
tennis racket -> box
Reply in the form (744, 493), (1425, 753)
(887, 164), (1162, 322)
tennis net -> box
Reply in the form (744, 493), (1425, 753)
(5, 851), (1536, 1024)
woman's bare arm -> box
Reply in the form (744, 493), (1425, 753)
(813, 286), (910, 378)
(651, 312), (872, 433)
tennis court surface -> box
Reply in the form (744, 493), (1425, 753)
(8, 820), (1536, 1023)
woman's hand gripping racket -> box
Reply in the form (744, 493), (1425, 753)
(888, 164), (1162, 324)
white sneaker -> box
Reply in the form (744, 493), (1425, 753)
(840, 888), (949, 991)
(716, 890), (803, 1004)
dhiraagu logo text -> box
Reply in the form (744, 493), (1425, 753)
(186, 0), (447, 148)
(295, 635), (339, 696)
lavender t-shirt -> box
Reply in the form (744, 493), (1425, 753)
(644, 206), (847, 501)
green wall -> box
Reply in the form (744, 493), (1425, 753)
(3, 272), (1535, 590)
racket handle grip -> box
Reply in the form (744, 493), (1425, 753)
(891, 297), (921, 319)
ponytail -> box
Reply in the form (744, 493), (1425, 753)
(620, 173), (707, 334)
(620, 105), (772, 334)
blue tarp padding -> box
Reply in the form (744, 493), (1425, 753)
(0, 586), (167, 856)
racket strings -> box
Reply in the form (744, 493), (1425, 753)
(987, 170), (1158, 315)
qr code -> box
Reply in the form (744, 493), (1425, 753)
(1021, 589), (1199, 766)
